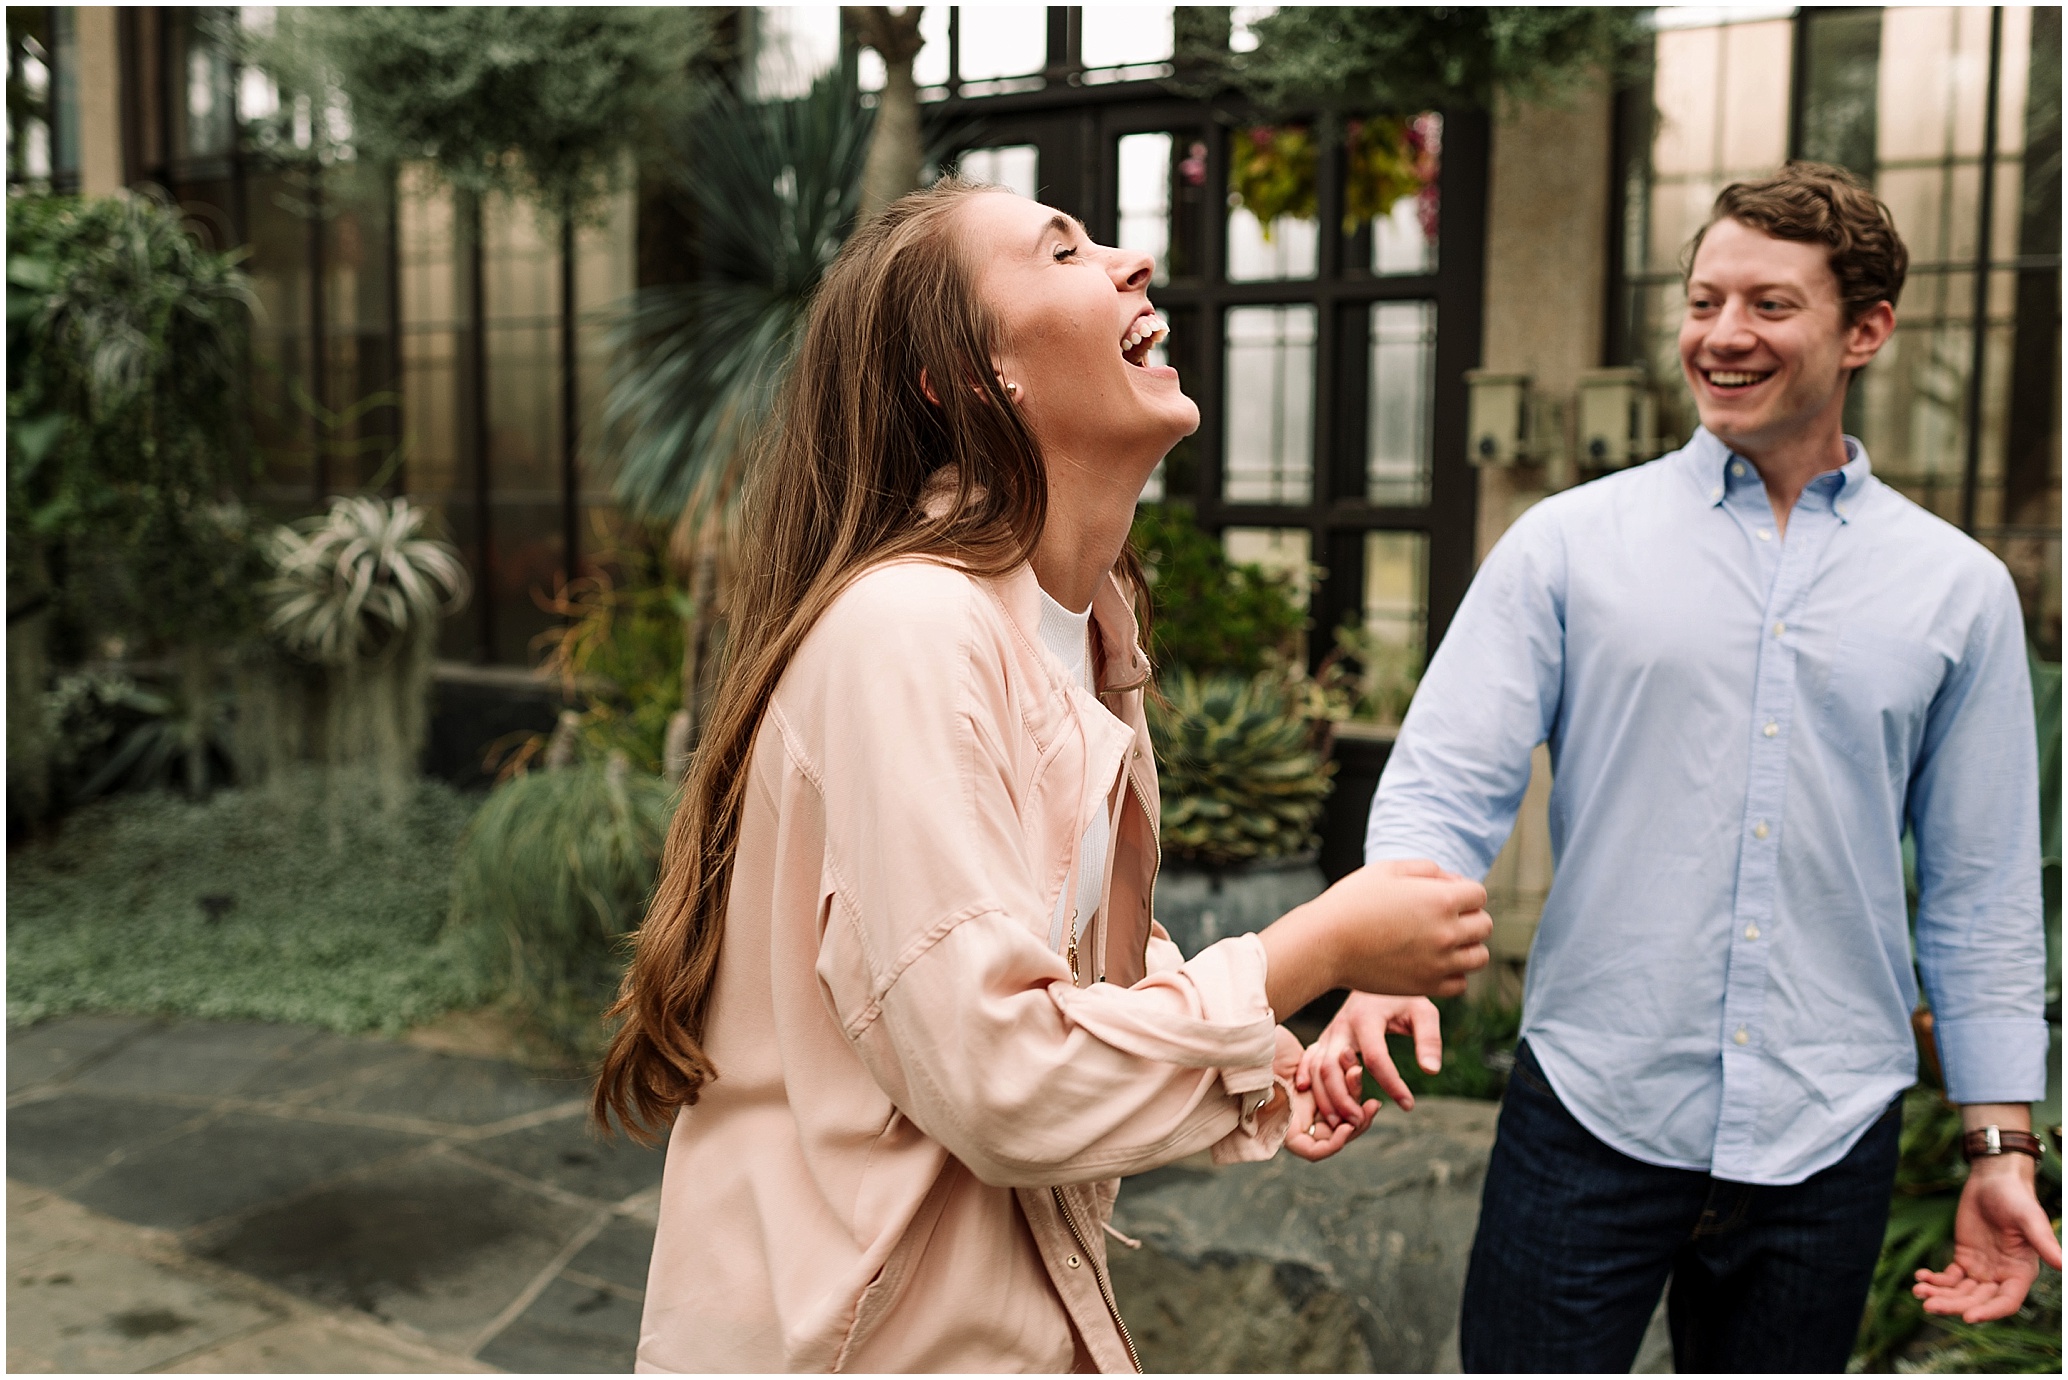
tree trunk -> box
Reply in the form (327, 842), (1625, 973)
(846, 7), (928, 223)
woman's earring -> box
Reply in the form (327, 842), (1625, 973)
(1004, 381), (1021, 400)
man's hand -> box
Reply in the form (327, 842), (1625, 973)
(1296, 992), (1442, 1131)
(1913, 1138), (2063, 1322)
(1259, 859), (1490, 1018)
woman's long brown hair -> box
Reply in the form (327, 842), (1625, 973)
(593, 179), (1150, 1141)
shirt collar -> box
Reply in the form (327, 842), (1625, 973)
(1683, 427), (1874, 523)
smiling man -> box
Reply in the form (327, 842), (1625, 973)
(1302, 163), (2060, 1371)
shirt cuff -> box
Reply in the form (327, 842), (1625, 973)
(1934, 1015), (2052, 1104)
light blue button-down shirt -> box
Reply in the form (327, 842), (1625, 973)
(1368, 428), (2048, 1185)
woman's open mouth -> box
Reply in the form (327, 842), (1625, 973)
(1122, 312), (1168, 368)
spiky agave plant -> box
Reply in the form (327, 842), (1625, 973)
(445, 752), (676, 1054)
(263, 495), (469, 811)
(1148, 670), (1337, 866)
(603, 66), (873, 529)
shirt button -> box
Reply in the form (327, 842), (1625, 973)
(1762, 721), (1778, 738)
(1733, 1027), (1750, 1045)
(1753, 820), (1771, 839)
(1835, 503), (1847, 517)
(1745, 923), (1761, 940)
(1732, 463), (1746, 477)
(1066, 1254), (1081, 1269)
(1757, 528), (1772, 541)
(1711, 486), (1724, 500)
(1772, 621), (1786, 638)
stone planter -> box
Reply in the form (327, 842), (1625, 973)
(1154, 853), (1328, 960)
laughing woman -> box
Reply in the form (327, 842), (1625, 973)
(595, 180), (1492, 1373)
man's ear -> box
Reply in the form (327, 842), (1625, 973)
(1842, 300), (1896, 371)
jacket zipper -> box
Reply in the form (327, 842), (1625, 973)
(1051, 1185), (1141, 1373)
(1125, 764), (1160, 942)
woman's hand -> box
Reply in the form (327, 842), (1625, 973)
(1260, 860), (1491, 1018)
(1286, 1080), (1378, 1160)
(1273, 1025), (1377, 1161)
(1297, 993), (1442, 1131)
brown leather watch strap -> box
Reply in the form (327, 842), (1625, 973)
(1961, 1125), (2047, 1161)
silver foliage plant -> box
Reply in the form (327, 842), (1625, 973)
(263, 496), (469, 812)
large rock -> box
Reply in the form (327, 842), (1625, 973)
(1109, 1097), (1497, 1373)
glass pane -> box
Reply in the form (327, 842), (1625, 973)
(483, 192), (562, 502)
(1223, 305), (1316, 504)
(1368, 302), (1436, 505)
(1223, 527), (1313, 662)
(1117, 132), (1171, 284)
(751, 5), (841, 100)
(1365, 114), (1441, 275)
(398, 165), (463, 502)
(957, 144), (1038, 199)
(175, 12), (233, 158)
(576, 184), (638, 512)
(1359, 530), (1429, 725)
(914, 7), (951, 88)
(1081, 7), (1173, 70)
(1798, 8), (1880, 180)
(958, 6), (1047, 82)
(1223, 527), (1313, 605)
(1227, 208), (1318, 282)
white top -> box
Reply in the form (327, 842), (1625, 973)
(1036, 588), (1109, 967)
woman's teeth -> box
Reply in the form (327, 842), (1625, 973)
(1122, 316), (1168, 365)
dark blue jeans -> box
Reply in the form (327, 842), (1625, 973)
(1460, 1040), (1901, 1373)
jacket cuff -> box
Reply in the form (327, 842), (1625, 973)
(1180, 932), (1278, 1099)
(1935, 1015), (2052, 1104)
(1212, 1069), (1292, 1165)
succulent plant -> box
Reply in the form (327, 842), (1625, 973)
(1148, 669), (1336, 866)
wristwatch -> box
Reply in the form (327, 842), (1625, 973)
(1961, 1125), (2046, 1162)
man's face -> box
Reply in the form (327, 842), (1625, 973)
(1677, 217), (1892, 456)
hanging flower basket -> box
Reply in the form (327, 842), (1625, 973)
(1227, 113), (1441, 241)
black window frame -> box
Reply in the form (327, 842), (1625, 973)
(927, 5), (1487, 665)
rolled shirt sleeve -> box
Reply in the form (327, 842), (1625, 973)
(1909, 567), (2051, 1105)
(1367, 502), (1566, 879)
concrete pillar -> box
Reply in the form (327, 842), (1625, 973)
(75, 7), (124, 195)
(1470, 85), (1615, 993)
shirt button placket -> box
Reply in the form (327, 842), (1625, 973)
(1718, 493), (1824, 1176)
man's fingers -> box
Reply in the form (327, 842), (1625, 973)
(1374, 858), (1443, 879)
(1409, 1000), (1443, 1075)
(2022, 1202), (2065, 1270)
(1442, 878), (1489, 914)
(1361, 1038), (1415, 1110)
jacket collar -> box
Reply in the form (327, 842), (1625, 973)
(994, 563), (1154, 697)
(918, 467), (1153, 695)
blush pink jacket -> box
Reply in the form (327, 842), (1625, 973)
(636, 557), (1295, 1373)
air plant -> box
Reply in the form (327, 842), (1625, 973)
(263, 495), (469, 812)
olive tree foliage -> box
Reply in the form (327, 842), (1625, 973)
(237, 6), (719, 223)
(1183, 6), (1646, 121)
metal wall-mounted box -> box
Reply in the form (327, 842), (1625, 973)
(1464, 371), (1531, 467)
(1576, 367), (1657, 469)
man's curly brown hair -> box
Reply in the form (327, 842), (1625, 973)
(1683, 161), (1909, 324)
